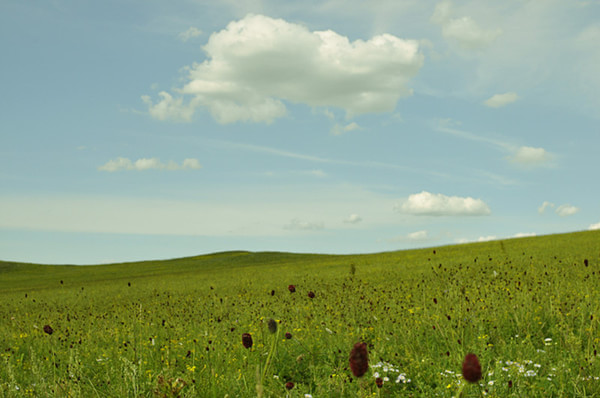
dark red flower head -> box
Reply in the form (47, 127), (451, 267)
(285, 382), (294, 390)
(308, 291), (315, 299)
(242, 333), (253, 349)
(349, 342), (369, 378)
(285, 332), (292, 339)
(267, 318), (277, 334)
(375, 377), (383, 388)
(288, 284), (296, 293)
(43, 325), (54, 335)
(462, 353), (482, 383)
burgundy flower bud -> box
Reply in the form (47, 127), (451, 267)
(43, 325), (54, 335)
(285, 382), (294, 390)
(288, 285), (296, 293)
(462, 353), (482, 383)
(308, 291), (315, 299)
(242, 333), (253, 349)
(267, 318), (277, 334)
(349, 342), (369, 378)
(285, 332), (292, 339)
(375, 377), (384, 388)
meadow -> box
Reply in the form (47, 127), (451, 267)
(1, 230), (600, 397)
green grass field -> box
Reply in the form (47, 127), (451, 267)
(2, 230), (600, 397)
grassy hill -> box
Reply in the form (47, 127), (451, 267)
(1, 230), (599, 396)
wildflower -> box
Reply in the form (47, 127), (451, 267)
(288, 285), (296, 293)
(285, 381), (294, 390)
(462, 353), (482, 383)
(267, 318), (277, 334)
(349, 342), (369, 378)
(43, 325), (54, 335)
(242, 333), (253, 349)
(375, 377), (384, 388)
(308, 291), (315, 299)
(285, 332), (292, 339)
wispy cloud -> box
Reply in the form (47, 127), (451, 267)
(434, 120), (553, 167)
(431, 1), (502, 50)
(343, 214), (362, 224)
(538, 201), (579, 217)
(98, 157), (202, 172)
(538, 201), (555, 214)
(283, 218), (325, 231)
(178, 27), (202, 41)
(555, 204), (579, 217)
(484, 92), (519, 108)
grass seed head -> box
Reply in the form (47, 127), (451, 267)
(349, 342), (369, 378)
(462, 353), (482, 383)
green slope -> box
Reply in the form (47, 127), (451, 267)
(1, 230), (598, 293)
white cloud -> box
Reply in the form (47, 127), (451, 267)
(143, 14), (424, 124)
(509, 146), (551, 166)
(397, 191), (491, 216)
(513, 232), (536, 238)
(589, 222), (600, 230)
(331, 122), (360, 136)
(555, 204), (579, 217)
(284, 218), (325, 231)
(407, 230), (428, 240)
(344, 214), (362, 224)
(484, 92), (519, 108)
(431, 1), (502, 50)
(178, 27), (203, 42)
(538, 201), (555, 214)
(477, 235), (497, 242)
(98, 157), (202, 172)
(141, 92), (195, 122)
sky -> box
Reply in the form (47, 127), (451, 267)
(1, 0), (599, 265)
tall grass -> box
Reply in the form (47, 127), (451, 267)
(1, 230), (599, 396)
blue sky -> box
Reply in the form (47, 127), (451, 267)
(1, 0), (599, 265)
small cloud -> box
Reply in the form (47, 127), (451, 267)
(484, 92), (519, 108)
(397, 191), (491, 216)
(407, 230), (428, 241)
(431, 1), (502, 50)
(284, 218), (324, 231)
(98, 157), (202, 172)
(509, 146), (551, 166)
(555, 204), (579, 217)
(343, 214), (362, 224)
(538, 201), (555, 214)
(513, 232), (536, 238)
(331, 122), (360, 136)
(178, 27), (203, 42)
(589, 222), (600, 230)
(477, 235), (497, 242)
